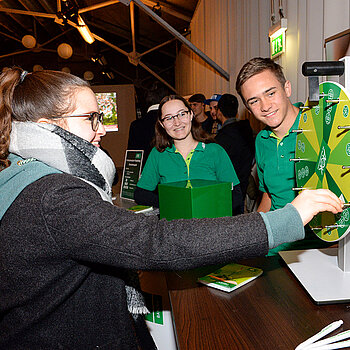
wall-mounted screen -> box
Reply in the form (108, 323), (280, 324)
(94, 90), (118, 132)
(325, 28), (350, 61)
(91, 84), (136, 168)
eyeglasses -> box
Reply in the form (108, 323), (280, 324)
(161, 110), (190, 126)
(57, 112), (104, 131)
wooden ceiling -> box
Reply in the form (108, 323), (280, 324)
(0, 0), (199, 91)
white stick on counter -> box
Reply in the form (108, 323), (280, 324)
(308, 339), (350, 349)
(304, 330), (350, 349)
(295, 320), (344, 350)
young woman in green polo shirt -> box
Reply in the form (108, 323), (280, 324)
(134, 95), (244, 214)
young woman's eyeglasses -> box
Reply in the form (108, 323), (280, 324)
(56, 112), (104, 131)
(161, 110), (190, 126)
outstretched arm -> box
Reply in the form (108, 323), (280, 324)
(291, 189), (343, 225)
(260, 189), (343, 249)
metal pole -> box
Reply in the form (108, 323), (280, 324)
(92, 33), (129, 57)
(139, 61), (177, 93)
(0, 31), (22, 43)
(79, 0), (120, 14)
(141, 0), (191, 22)
(0, 8), (56, 18)
(132, 0), (230, 81)
(40, 28), (74, 47)
(0, 50), (31, 59)
(138, 37), (176, 58)
(130, 1), (136, 54)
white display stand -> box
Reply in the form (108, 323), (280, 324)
(279, 245), (350, 305)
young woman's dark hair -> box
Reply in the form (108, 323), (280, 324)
(154, 94), (214, 152)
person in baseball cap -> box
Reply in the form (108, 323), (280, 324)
(204, 93), (222, 105)
(204, 93), (222, 133)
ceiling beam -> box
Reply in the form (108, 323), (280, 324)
(139, 60), (177, 93)
(87, 18), (175, 58)
(39, 27), (74, 46)
(0, 13), (23, 36)
(133, 0), (230, 80)
(0, 30), (22, 43)
(141, 0), (191, 22)
(130, 1), (136, 54)
(92, 31), (176, 92)
(0, 7), (56, 18)
(0, 1), (31, 32)
(18, 0), (54, 35)
(138, 36), (175, 58)
(0, 49), (31, 59)
(92, 32), (129, 57)
(79, 0), (120, 14)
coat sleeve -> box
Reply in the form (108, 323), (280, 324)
(39, 174), (269, 271)
(134, 186), (159, 207)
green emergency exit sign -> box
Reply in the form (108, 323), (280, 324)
(270, 32), (285, 58)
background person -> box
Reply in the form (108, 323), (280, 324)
(215, 93), (255, 201)
(205, 93), (222, 135)
(188, 93), (213, 134)
(0, 67), (343, 349)
(134, 94), (244, 214)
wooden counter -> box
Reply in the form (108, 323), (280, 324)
(166, 256), (350, 350)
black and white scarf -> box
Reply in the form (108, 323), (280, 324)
(9, 121), (149, 317)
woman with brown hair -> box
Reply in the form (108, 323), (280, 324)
(134, 95), (244, 214)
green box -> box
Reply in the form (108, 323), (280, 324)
(158, 180), (232, 220)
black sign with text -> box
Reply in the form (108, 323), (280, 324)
(120, 150), (144, 200)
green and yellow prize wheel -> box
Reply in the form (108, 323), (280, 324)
(296, 81), (350, 242)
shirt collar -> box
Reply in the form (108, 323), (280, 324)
(166, 142), (205, 153)
(222, 118), (237, 127)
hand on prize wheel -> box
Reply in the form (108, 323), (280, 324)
(295, 81), (350, 242)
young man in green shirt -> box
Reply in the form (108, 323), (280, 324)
(235, 57), (330, 255)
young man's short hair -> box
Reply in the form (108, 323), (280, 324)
(235, 57), (287, 106)
(188, 93), (206, 104)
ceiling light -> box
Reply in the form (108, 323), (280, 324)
(84, 71), (94, 80)
(61, 67), (71, 73)
(102, 70), (115, 80)
(33, 64), (44, 72)
(91, 54), (107, 66)
(57, 43), (73, 59)
(76, 15), (95, 44)
(22, 35), (36, 48)
(57, 1), (94, 44)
